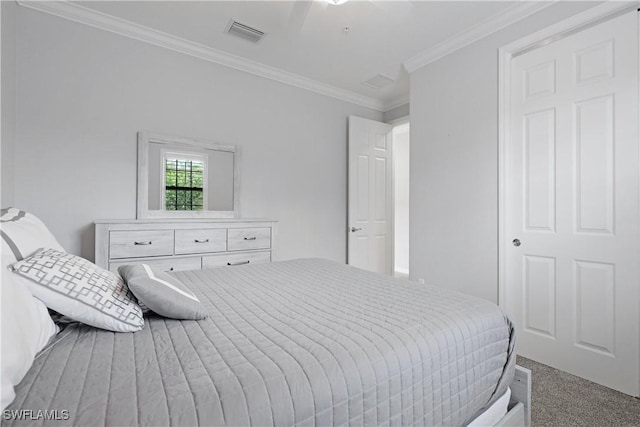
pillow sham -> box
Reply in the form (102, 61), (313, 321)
(11, 248), (144, 332)
(118, 264), (207, 320)
(0, 208), (64, 270)
(1, 269), (59, 410)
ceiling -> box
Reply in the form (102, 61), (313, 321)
(72, 1), (546, 110)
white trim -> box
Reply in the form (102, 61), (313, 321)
(382, 95), (410, 113)
(636, 9), (640, 397)
(387, 115), (410, 126)
(403, 2), (555, 73)
(497, 1), (638, 308)
(638, 9), (640, 397)
(499, 2), (637, 57)
(497, 44), (510, 308)
(16, 0), (403, 112)
(383, 98), (408, 113)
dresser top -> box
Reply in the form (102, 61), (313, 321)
(94, 218), (276, 225)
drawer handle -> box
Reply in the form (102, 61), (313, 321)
(227, 260), (250, 266)
(243, 237), (257, 241)
(165, 267), (174, 272)
(134, 241), (152, 245)
(194, 239), (210, 243)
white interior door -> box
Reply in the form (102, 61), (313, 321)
(504, 11), (639, 396)
(348, 116), (393, 274)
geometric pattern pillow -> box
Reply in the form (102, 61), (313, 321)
(118, 264), (207, 320)
(11, 248), (144, 332)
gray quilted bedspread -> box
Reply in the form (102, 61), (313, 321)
(5, 259), (515, 426)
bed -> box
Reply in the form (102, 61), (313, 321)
(3, 257), (521, 426)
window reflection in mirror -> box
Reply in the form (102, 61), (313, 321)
(163, 151), (207, 211)
(147, 142), (235, 212)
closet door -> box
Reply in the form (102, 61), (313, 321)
(504, 11), (639, 395)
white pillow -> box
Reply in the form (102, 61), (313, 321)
(1, 268), (59, 410)
(0, 208), (64, 270)
(11, 248), (144, 333)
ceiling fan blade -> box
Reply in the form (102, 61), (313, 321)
(289, 1), (314, 34)
(367, 0), (414, 12)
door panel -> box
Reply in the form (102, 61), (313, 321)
(524, 108), (556, 232)
(524, 255), (556, 338)
(574, 260), (615, 355)
(575, 95), (614, 234)
(374, 157), (388, 221)
(505, 11), (639, 395)
(355, 155), (369, 221)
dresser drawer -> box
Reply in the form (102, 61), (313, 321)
(109, 230), (174, 259)
(202, 251), (271, 269)
(175, 229), (227, 255)
(110, 256), (201, 274)
(227, 228), (271, 251)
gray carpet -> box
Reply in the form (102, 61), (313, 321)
(517, 356), (640, 426)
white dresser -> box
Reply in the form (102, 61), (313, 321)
(95, 219), (276, 273)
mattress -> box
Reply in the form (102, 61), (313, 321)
(4, 258), (516, 426)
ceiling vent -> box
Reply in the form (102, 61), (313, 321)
(226, 20), (265, 44)
(362, 74), (394, 90)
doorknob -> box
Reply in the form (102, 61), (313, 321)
(350, 227), (362, 232)
(512, 238), (521, 247)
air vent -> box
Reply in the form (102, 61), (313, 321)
(226, 20), (265, 44)
(362, 74), (394, 89)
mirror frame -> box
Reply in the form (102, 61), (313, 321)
(137, 131), (240, 219)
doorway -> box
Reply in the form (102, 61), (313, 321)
(393, 122), (410, 278)
(347, 116), (410, 277)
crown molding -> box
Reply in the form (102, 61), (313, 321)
(403, 1), (556, 73)
(381, 95), (410, 113)
(17, 0), (387, 112)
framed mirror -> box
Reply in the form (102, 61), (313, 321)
(137, 131), (239, 218)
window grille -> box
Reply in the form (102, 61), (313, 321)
(164, 158), (205, 211)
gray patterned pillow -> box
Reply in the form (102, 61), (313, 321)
(11, 249), (144, 332)
(118, 264), (207, 320)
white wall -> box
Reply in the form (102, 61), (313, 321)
(12, 7), (382, 262)
(409, 2), (598, 303)
(1, 1), (17, 208)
